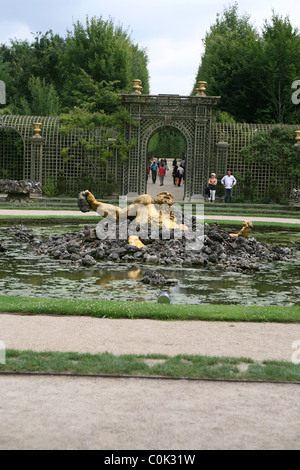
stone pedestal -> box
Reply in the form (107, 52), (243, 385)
(0, 179), (42, 202)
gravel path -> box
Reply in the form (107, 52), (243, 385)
(0, 375), (299, 450)
(1, 314), (300, 362)
(0, 209), (299, 224)
(1, 313), (300, 449)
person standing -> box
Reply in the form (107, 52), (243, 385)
(151, 161), (158, 183)
(208, 173), (218, 202)
(221, 170), (237, 203)
(172, 163), (178, 185)
(159, 164), (166, 186)
(177, 165), (184, 187)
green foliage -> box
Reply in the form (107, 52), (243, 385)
(193, 4), (300, 124)
(42, 178), (60, 198)
(57, 16), (149, 110)
(0, 168), (10, 178)
(215, 110), (236, 123)
(257, 13), (300, 124)
(17, 76), (61, 116)
(234, 171), (258, 202)
(215, 175), (225, 198)
(148, 128), (186, 160)
(265, 179), (286, 204)
(59, 105), (137, 163)
(240, 126), (300, 181)
(100, 173), (117, 198)
(58, 105), (137, 195)
(193, 3), (260, 123)
(0, 17), (149, 116)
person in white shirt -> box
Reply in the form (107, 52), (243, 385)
(177, 165), (184, 187)
(208, 173), (217, 202)
(221, 170), (237, 203)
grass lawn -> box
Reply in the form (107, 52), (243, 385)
(0, 295), (299, 323)
(1, 349), (299, 383)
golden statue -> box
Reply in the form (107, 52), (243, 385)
(78, 190), (187, 231)
(230, 220), (253, 238)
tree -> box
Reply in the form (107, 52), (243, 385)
(192, 4), (300, 124)
(0, 17), (150, 115)
(58, 16), (149, 110)
(148, 128), (186, 160)
(257, 13), (300, 124)
(193, 3), (261, 123)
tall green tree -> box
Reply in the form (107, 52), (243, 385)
(0, 16), (150, 116)
(20, 76), (60, 116)
(193, 3), (260, 123)
(193, 4), (300, 124)
(257, 13), (300, 123)
(58, 16), (149, 110)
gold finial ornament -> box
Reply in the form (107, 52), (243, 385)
(196, 81), (207, 96)
(32, 122), (42, 138)
(295, 130), (300, 145)
(132, 79), (143, 94)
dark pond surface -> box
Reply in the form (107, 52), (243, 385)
(0, 224), (299, 305)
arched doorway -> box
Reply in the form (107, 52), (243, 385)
(0, 126), (25, 179)
(146, 126), (187, 200)
(121, 93), (220, 201)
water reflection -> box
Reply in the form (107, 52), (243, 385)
(0, 224), (299, 305)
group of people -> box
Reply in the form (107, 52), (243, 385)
(207, 170), (237, 203)
(172, 158), (185, 187)
(147, 158), (237, 203)
(147, 159), (169, 186)
(147, 158), (185, 187)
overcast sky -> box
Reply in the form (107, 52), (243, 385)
(1, 0), (300, 95)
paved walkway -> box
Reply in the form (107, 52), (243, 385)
(0, 209), (299, 225)
(1, 314), (299, 362)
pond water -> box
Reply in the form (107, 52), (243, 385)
(0, 224), (299, 306)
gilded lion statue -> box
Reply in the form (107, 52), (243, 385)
(230, 220), (253, 238)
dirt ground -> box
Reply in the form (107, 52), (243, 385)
(1, 314), (300, 361)
(0, 374), (299, 450)
(0, 313), (300, 450)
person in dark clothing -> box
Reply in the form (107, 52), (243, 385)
(172, 164), (178, 185)
(151, 161), (158, 183)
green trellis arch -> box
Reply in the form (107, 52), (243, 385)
(141, 120), (192, 192)
(121, 93), (220, 201)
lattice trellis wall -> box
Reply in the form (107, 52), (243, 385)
(0, 115), (119, 195)
(0, 113), (298, 199)
(0, 127), (24, 179)
(209, 123), (296, 199)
